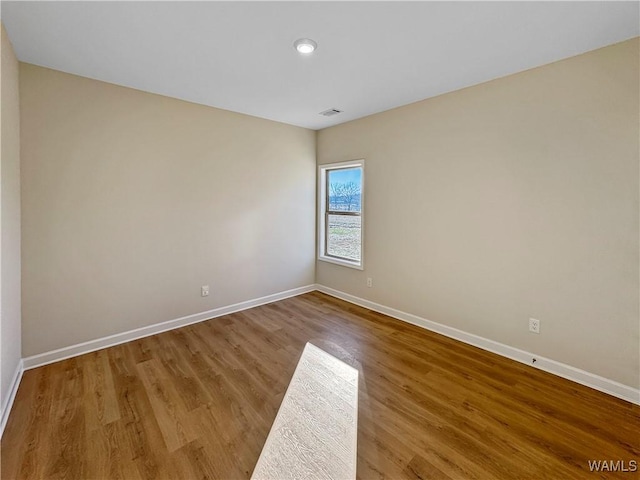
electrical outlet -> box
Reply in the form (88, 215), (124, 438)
(366, 277), (373, 288)
(529, 318), (540, 334)
(201, 285), (210, 297)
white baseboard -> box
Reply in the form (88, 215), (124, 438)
(22, 284), (316, 371)
(316, 284), (640, 406)
(1, 359), (24, 437)
(13, 282), (640, 412)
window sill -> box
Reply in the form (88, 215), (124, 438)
(318, 255), (364, 270)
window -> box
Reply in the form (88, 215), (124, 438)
(318, 160), (364, 269)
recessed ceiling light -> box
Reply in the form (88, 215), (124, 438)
(294, 38), (317, 55)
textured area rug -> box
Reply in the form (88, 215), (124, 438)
(251, 343), (359, 480)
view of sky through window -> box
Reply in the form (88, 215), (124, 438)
(328, 167), (362, 212)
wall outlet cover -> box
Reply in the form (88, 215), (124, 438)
(529, 318), (540, 334)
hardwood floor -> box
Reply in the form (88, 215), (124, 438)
(2, 291), (638, 479)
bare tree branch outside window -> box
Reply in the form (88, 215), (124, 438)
(330, 181), (360, 211)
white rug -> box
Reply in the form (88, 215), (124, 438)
(251, 343), (359, 480)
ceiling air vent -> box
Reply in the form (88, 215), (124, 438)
(319, 108), (343, 117)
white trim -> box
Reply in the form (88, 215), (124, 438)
(317, 159), (365, 270)
(22, 285), (316, 371)
(315, 284), (640, 406)
(10, 281), (638, 432)
(318, 255), (363, 270)
(1, 359), (24, 438)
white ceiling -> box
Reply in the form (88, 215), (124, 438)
(2, 1), (638, 130)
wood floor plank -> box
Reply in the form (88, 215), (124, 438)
(108, 343), (169, 479)
(403, 453), (454, 480)
(136, 358), (199, 453)
(43, 361), (86, 479)
(2, 291), (638, 479)
(85, 419), (143, 480)
(81, 349), (121, 432)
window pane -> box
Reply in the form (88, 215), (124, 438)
(328, 167), (362, 213)
(327, 214), (361, 261)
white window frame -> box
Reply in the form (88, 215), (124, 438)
(318, 159), (365, 270)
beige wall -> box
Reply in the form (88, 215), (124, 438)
(317, 39), (640, 388)
(1, 24), (22, 414)
(20, 64), (316, 357)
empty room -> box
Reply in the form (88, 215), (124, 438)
(0, 1), (639, 479)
